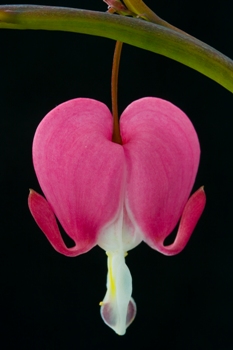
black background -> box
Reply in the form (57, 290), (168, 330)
(1, 1), (233, 349)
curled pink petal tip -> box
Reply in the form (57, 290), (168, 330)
(151, 186), (206, 256)
(28, 189), (95, 257)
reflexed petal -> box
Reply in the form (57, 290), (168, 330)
(153, 186), (206, 255)
(28, 189), (90, 256)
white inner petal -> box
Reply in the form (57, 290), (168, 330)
(98, 207), (142, 335)
(100, 251), (136, 335)
(98, 205), (143, 252)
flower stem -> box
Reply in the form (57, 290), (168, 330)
(1, 6), (233, 93)
(111, 40), (123, 145)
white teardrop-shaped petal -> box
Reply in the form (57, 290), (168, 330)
(100, 252), (136, 335)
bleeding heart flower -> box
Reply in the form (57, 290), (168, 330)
(28, 97), (206, 335)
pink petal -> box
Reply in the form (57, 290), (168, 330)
(28, 190), (89, 256)
(120, 97), (204, 254)
(31, 98), (125, 254)
(151, 187), (206, 255)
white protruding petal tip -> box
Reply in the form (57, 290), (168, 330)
(100, 297), (136, 335)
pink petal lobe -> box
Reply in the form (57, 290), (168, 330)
(28, 190), (87, 256)
(120, 97), (202, 254)
(153, 187), (206, 255)
(32, 98), (125, 253)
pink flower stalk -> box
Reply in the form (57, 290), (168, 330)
(28, 97), (206, 335)
(103, 0), (134, 16)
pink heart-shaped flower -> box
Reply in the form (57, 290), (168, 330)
(29, 97), (206, 334)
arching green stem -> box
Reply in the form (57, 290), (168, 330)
(0, 5), (233, 93)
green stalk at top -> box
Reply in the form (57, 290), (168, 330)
(0, 5), (233, 93)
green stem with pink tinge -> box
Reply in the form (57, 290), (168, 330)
(0, 5), (233, 93)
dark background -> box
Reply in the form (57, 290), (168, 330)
(1, 1), (233, 349)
